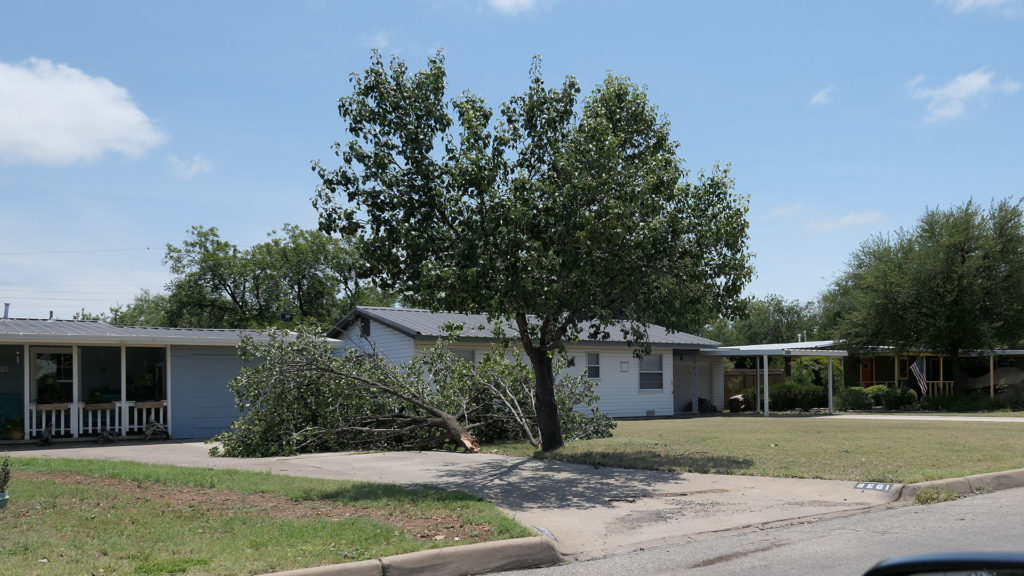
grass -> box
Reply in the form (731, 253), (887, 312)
(914, 487), (960, 504)
(489, 417), (1024, 484)
(0, 457), (532, 576)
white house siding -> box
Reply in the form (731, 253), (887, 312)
(341, 320), (415, 365)
(710, 358), (725, 409)
(564, 347), (675, 417)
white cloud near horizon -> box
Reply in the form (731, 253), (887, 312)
(940, 0), (1020, 14)
(806, 211), (884, 233)
(168, 155), (213, 180)
(809, 85), (836, 107)
(488, 0), (538, 15)
(0, 58), (167, 165)
(907, 68), (1019, 121)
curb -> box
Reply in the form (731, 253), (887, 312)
(899, 467), (1024, 503)
(263, 535), (562, 576)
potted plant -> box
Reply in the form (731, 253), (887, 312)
(0, 455), (10, 509)
(5, 418), (24, 441)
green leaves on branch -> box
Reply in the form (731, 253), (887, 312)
(211, 327), (614, 457)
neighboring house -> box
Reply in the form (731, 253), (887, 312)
(328, 306), (727, 417)
(0, 317), (295, 441)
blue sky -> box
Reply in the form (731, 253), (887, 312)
(1, 0), (1022, 320)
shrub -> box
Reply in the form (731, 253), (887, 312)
(919, 390), (1007, 412)
(881, 386), (918, 410)
(835, 386), (873, 411)
(864, 385), (889, 406)
(770, 382), (826, 411)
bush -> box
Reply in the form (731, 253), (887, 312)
(919, 390), (1007, 412)
(881, 386), (918, 410)
(770, 381), (826, 411)
(864, 385), (889, 406)
(835, 386), (873, 411)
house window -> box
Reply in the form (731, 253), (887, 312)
(639, 354), (663, 390)
(587, 353), (600, 380)
(359, 317), (371, 338)
(453, 349), (475, 364)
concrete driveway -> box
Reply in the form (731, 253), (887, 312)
(8, 440), (896, 560)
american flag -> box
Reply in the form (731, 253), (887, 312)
(910, 356), (928, 395)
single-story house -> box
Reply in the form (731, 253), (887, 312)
(0, 317), (284, 441)
(327, 307), (848, 417)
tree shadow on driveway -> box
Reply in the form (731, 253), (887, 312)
(421, 452), (754, 512)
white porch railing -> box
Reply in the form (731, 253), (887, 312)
(79, 402), (123, 435)
(29, 403), (75, 437)
(125, 400), (168, 433)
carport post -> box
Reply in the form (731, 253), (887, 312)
(691, 352), (698, 414)
(827, 358), (834, 414)
(763, 354), (770, 416)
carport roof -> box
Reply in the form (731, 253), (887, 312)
(703, 340), (847, 357)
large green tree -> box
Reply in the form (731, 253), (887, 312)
(313, 53), (752, 450)
(703, 294), (822, 346)
(823, 198), (1024, 381)
(162, 224), (391, 328)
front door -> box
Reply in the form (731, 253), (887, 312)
(860, 360), (873, 387)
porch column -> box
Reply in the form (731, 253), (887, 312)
(827, 358), (834, 414)
(165, 345), (173, 437)
(120, 345), (128, 437)
(71, 344), (80, 437)
(990, 355), (995, 398)
(22, 344), (30, 438)
(763, 354), (770, 416)
(893, 353), (898, 387)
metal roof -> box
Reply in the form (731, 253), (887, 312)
(330, 307), (720, 348)
(704, 340), (847, 357)
(0, 318), (271, 346)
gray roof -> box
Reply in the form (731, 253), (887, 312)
(0, 318), (267, 346)
(331, 307), (719, 348)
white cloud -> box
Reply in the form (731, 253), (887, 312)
(167, 155), (213, 180)
(940, 0), (1019, 14)
(809, 85), (836, 107)
(0, 58), (167, 165)
(488, 0), (538, 15)
(907, 68), (1019, 121)
(767, 203), (803, 220)
(806, 211), (884, 233)
(360, 30), (392, 51)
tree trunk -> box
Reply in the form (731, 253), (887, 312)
(530, 352), (564, 452)
(439, 413), (480, 452)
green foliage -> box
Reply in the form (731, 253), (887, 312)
(823, 199), (1024, 372)
(865, 385), (890, 406)
(161, 224), (393, 329)
(769, 382), (826, 411)
(914, 487), (960, 505)
(0, 455), (10, 492)
(880, 386), (918, 410)
(313, 51), (752, 450)
(212, 327), (614, 457)
(704, 294), (822, 346)
(919, 391), (1007, 412)
(834, 386), (873, 411)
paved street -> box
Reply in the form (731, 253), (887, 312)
(498, 486), (1024, 576)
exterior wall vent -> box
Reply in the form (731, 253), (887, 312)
(645, 410), (656, 417)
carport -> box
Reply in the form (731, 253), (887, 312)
(701, 341), (848, 415)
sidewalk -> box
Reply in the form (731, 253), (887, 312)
(8, 440), (897, 560)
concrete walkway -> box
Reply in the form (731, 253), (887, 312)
(830, 413), (1024, 423)
(7, 440), (897, 560)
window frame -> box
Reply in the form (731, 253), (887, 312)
(638, 354), (663, 391)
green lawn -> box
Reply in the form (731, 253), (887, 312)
(490, 416), (1024, 484)
(0, 458), (531, 576)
